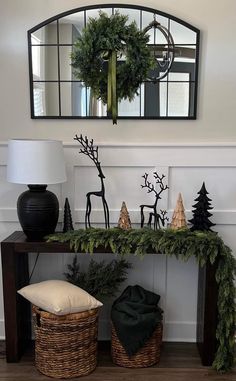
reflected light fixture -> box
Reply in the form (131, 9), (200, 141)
(143, 17), (175, 81)
(7, 139), (66, 240)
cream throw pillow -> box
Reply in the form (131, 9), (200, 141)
(18, 280), (103, 315)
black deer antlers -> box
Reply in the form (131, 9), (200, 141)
(74, 134), (110, 229)
(140, 172), (169, 230)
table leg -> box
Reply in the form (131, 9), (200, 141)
(1, 242), (31, 362)
(197, 261), (218, 366)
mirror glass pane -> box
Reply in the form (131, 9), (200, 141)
(70, 82), (87, 117)
(59, 12), (84, 43)
(60, 82), (74, 116)
(29, 5), (199, 119)
(45, 83), (59, 116)
(119, 90), (141, 117)
(31, 21), (57, 45)
(33, 82), (46, 116)
(167, 73), (190, 116)
(32, 46), (58, 81)
(169, 45), (196, 81)
(59, 46), (73, 80)
(33, 82), (59, 116)
(87, 90), (107, 117)
(159, 82), (168, 117)
(174, 45), (196, 63)
(164, 81), (195, 117)
(170, 19), (196, 44)
(114, 8), (140, 27)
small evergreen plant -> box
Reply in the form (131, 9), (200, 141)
(64, 256), (132, 300)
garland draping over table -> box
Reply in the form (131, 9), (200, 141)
(47, 228), (236, 372)
(71, 11), (153, 124)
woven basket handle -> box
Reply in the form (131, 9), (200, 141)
(32, 305), (41, 327)
(36, 312), (41, 327)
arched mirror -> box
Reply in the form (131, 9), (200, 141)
(28, 4), (200, 119)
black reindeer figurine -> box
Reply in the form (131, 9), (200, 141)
(140, 172), (169, 230)
(74, 134), (110, 229)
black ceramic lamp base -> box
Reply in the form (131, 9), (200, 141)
(17, 185), (59, 240)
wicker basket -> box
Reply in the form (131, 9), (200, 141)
(32, 305), (99, 379)
(111, 322), (162, 368)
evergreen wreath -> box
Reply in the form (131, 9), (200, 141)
(47, 227), (236, 373)
(71, 11), (153, 124)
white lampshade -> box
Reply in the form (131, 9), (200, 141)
(7, 139), (67, 184)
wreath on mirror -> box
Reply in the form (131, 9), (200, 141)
(71, 11), (154, 124)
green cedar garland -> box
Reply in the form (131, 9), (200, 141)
(71, 11), (154, 124)
(64, 256), (132, 300)
(47, 227), (236, 372)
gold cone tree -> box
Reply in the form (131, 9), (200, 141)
(118, 201), (132, 230)
(171, 193), (188, 229)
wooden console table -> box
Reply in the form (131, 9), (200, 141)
(1, 231), (218, 364)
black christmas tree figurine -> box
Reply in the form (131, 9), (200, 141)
(189, 182), (215, 231)
(63, 198), (74, 232)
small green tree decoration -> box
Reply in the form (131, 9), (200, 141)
(65, 256), (132, 300)
(63, 198), (74, 232)
(189, 182), (215, 231)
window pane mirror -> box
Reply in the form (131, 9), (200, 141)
(28, 4), (200, 120)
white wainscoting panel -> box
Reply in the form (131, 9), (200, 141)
(169, 166), (236, 210)
(0, 142), (236, 341)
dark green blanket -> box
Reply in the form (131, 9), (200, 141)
(111, 285), (163, 356)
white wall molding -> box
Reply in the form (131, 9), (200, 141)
(65, 142), (236, 148)
(3, 141), (236, 148)
(164, 322), (197, 342)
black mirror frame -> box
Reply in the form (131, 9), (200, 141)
(28, 3), (200, 120)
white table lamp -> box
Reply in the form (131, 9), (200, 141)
(7, 139), (66, 240)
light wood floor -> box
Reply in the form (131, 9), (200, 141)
(0, 342), (235, 381)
